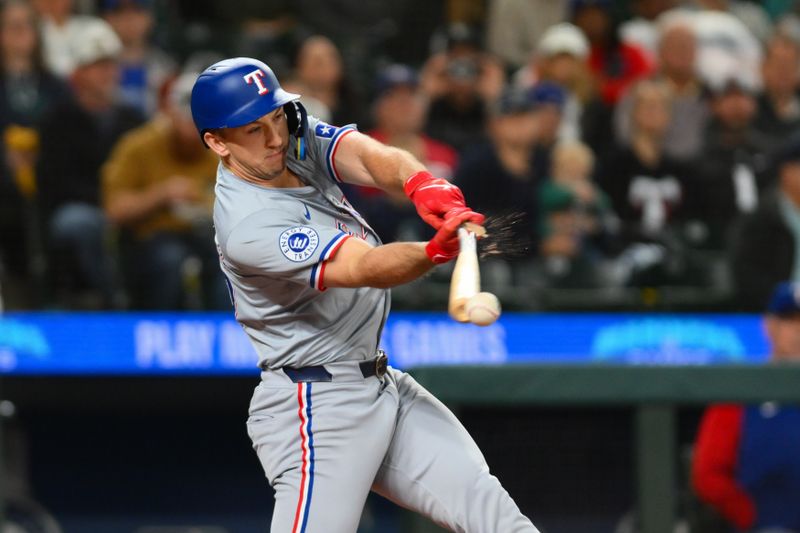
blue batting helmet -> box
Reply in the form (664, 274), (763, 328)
(190, 57), (300, 136)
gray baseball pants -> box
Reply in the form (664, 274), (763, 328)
(247, 362), (539, 533)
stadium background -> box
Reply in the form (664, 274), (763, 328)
(2, 0), (800, 532)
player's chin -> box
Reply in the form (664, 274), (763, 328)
(257, 160), (287, 180)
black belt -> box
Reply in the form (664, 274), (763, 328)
(282, 352), (388, 383)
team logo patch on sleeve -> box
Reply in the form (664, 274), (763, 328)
(315, 122), (336, 138)
(280, 227), (320, 262)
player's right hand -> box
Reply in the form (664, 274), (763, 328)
(425, 210), (476, 264)
(405, 171), (484, 230)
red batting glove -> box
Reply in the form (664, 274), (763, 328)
(425, 211), (476, 264)
(405, 171), (484, 229)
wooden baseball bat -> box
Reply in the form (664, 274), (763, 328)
(448, 224), (483, 323)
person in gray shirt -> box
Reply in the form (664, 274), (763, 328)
(190, 57), (539, 533)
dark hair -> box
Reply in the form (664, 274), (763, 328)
(0, 0), (47, 76)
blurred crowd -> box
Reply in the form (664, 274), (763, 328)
(3, 0), (800, 312)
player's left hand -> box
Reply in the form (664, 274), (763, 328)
(405, 171), (484, 230)
(425, 210), (476, 264)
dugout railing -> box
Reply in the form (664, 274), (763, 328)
(1, 366), (800, 532)
(405, 365), (800, 533)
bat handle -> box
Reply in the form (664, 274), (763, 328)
(448, 227), (480, 323)
(458, 227), (477, 251)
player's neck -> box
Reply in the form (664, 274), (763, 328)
(271, 168), (304, 188)
(226, 161), (304, 189)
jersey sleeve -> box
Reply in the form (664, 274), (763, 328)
(303, 115), (358, 184)
(225, 209), (351, 291)
(691, 404), (757, 530)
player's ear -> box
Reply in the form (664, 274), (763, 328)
(204, 130), (230, 157)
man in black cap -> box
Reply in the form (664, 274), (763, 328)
(454, 87), (541, 258)
(731, 134), (800, 310)
(422, 24), (504, 153)
(686, 72), (771, 252)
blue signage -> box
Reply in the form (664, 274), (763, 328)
(0, 312), (771, 376)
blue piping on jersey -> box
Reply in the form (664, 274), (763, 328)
(324, 125), (356, 183)
(301, 383), (315, 532)
(309, 232), (348, 289)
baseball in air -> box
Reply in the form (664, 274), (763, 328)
(466, 292), (501, 326)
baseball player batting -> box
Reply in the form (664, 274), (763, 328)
(190, 57), (539, 533)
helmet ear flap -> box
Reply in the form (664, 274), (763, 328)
(284, 101), (308, 160)
(283, 101), (307, 138)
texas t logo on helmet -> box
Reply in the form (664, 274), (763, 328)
(243, 69), (270, 95)
(190, 57), (309, 158)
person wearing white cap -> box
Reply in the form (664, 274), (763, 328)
(31, 0), (104, 78)
(512, 22), (595, 142)
(36, 17), (144, 309)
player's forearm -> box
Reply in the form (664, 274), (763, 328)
(362, 145), (425, 196)
(337, 242), (433, 289)
(341, 133), (424, 196)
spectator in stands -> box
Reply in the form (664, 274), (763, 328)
(513, 22), (595, 143)
(692, 280), (800, 533)
(102, 72), (223, 310)
(101, 0), (175, 117)
(0, 0), (66, 129)
(529, 81), (568, 179)
(598, 80), (688, 244)
(539, 140), (616, 286)
(615, 20), (709, 162)
(658, 7), (762, 93)
(350, 64), (457, 244)
(455, 87), (541, 257)
(486, 0), (569, 69)
(234, 1), (305, 78)
(570, 0), (654, 107)
(619, 0), (678, 58)
(294, 35), (361, 126)
(0, 0), (67, 303)
(730, 135), (800, 311)
(37, 19), (143, 308)
(422, 23), (505, 153)
(693, 0), (774, 43)
(369, 65), (457, 179)
(32, 0), (102, 78)
(754, 34), (800, 145)
(281, 76), (331, 124)
(687, 71), (770, 252)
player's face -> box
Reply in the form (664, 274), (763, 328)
(213, 108), (290, 183)
(766, 315), (800, 362)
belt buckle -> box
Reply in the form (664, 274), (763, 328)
(375, 351), (388, 378)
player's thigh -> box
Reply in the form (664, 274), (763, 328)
(249, 377), (399, 533)
(371, 369), (488, 500)
(372, 369), (538, 532)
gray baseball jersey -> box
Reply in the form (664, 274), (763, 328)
(215, 115), (538, 533)
(214, 117), (390, 370)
